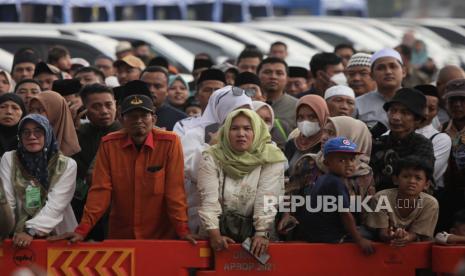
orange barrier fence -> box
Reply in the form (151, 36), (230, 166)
(1, 240), (441, 275)
(432, 245), (465, 275)
(0, 240), (211, 275)
(198, 242), (432, 276)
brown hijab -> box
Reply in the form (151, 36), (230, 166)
(294, 95), (329, 151)
(29, 91), (81, 156)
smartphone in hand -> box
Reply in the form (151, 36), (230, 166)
(241, 237), (271, 265)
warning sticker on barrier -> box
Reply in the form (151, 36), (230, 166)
(47, 248), (134, 275)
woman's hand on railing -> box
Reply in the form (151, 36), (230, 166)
(47, 232), (84, 244)
(208, 229), (235, 251)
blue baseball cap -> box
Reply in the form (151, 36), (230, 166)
(323, 137), (361, 156)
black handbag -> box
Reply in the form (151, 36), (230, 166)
(218, 174), (254, 242)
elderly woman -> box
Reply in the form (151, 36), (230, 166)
(167, 75), (189, 111)
(285, 95), (329, 175)
(0, 70), (14, 95)
(28, 91), (81, 156)
(0, 114), (77, 247)
(198, 109), (286, 256)
(0, 94), (26, 157)
(279, 116), (374, 236)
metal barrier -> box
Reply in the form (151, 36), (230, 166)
(432, 245), (465, 275)
(197, 242), (432, 276)
(1, 240), (456, 275)
(0, 240), (211, 275)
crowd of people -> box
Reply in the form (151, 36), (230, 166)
(0, 36), (464, 258)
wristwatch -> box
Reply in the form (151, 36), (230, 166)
(255, 231), (271, 240)
(25, 228), (37, 237)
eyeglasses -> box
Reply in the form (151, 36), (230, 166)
(216, 86), (256, 105)
(20, 128), (45, 139)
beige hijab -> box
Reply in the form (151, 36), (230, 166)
(331, 116), (372, 176)
(312, 116), (372, 176)
(0, 70), (14, 92)
(30, 91), (81, 156)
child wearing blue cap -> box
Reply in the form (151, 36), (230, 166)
(296, 136), (374, 255)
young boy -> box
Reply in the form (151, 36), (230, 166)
(297, 136), (374, 255)
(184, 96), (202, 118)
(366, 156), (439, 246)
(435, 209), (465, 244)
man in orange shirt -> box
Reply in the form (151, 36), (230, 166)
(51, 94), (194, 242)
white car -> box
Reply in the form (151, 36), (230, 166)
(244, 21), (344, 52)
(80, 22), (246, 64)
(65, 24), (195, 73)
(0, 27), (117, 67)
(175, 21), (318, 67)
(0, 48), (13, 71)
(259, 18), (386, 51)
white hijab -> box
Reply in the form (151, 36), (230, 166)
(252, 101), (275, 128)
(194, 85), (253, 128)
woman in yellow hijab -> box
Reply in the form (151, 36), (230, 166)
(197, 109), (286, 258)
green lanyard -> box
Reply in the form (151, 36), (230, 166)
(274, 119), (288, 140)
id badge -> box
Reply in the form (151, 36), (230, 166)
(25, 185), (41, 209)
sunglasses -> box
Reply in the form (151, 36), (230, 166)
(216, 86), (256, 105)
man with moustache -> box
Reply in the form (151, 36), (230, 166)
(52, 93), (194, 242)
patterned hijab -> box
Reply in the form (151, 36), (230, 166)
(16, 114), (58, 189)
(207, 109), (286, 179)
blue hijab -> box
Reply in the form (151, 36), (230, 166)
(16, 114), (59, 190)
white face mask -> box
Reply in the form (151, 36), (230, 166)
(330, 72), (347, 85)
(297, 121), (320, 137)
(267, 124), (273, 132)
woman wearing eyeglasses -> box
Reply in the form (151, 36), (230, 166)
(28, 91), (81, 157)
(0, 114), (77, 247)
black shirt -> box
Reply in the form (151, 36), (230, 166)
(370, 132), (435, 191)
(155, 104), (187, 131)
(295, 173), (350, 243)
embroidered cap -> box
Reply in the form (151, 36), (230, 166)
(347, 53), (372, 69)
(121, 94), (154, 115)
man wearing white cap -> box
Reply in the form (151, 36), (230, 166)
(324, 85), (356, 117)
(355, 48), (406, 134)
(345, 53), (377, 97)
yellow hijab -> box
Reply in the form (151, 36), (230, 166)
(207, 109), (286, 179)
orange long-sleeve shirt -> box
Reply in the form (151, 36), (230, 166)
(75, 129), (189, 239)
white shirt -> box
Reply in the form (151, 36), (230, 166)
(416, 124), (452, 188)
(197, 152), (285, 235)
(0, 151), (77, 234)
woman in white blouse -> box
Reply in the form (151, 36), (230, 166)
(197, 109), (286, 257)
(0, 114), (77, 247)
